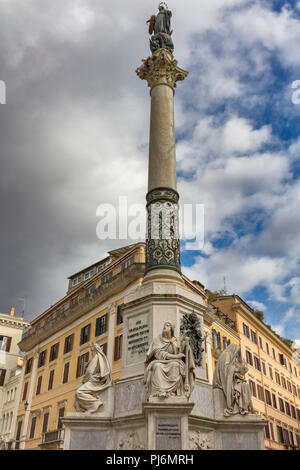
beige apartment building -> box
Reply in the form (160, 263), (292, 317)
(211, 295), (300, 450)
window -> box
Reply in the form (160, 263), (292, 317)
(72, 276), (81, 286)
(29, 416), (36, 439)
(287, 380), (292, 393)
(243, 323), (250, 338)
(279, 397), (285, 413)
(275, 372), (281, 385)
(259, 336), (263, 349)
(269, 367), (273, 380)
(279, 353), (285, 366)
(272, 348), (276, 360)
(246, 350), (253, 366)
(121, 256), (134, 271)
(292, 384), (297, 396)
(264, 423), (270, 439)
(36, 375), (42, 395)
(15, 420), (22, 449)
(289, 431), (294, 446)
(0, 368), (6, 386)
(48, 369), (55, 390)
(25, 357), (33, 374)
(42, 412), (49, 434)
(38, 350), (47, 368)
(49, 343), (59, 362)
(85, 283), (96, 297)
(95, 314), (108, 337)
(57, 407), (65, 430)
(281, 376), (286, 389)
(114, 335), (123, 361)
(249, 379), (256, 397)
(101, 272), (112, 284)
(291, 405), (296, 419)
(64, 334), (74, 354)
(257, 385), (264, 401)
(116, 304), (123, 325)
(272, 393), (277, 409)
(0, 335), (12, 352)
(251, 330), (257, 344)
(76, 352), (89, 378)
(84, 270), (94, 280)
(277, 426), (284, 444)
(266, 342), (270, 354)
(22, 381), (28, 401)
(254, 356), (261, 371)
(262, 361), (266, 376)
(269, 422), (275, 441)
(80, 324), (91, 345)
(62, 362), (70, 384)
(265, 389), (272, 406)
(285, 401), (291, 416)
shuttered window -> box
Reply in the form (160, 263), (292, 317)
(49, 343), (59, 362)
(95, 314), (108, 337)
(114, 335), (123, 361)
(29, 416), (36, 439)
(62, 362), (70, 384)
(48, 369), (55, 390)
(57, 407), (65, 430)
(22, 381), (28, 401)
(36, 375), (42, 395)
(42, 412), (49, 434)
(0, 368), (6, 386)
(80, 324), (91, 345)
(76, 352), (89, 378)
(64, 334), (74, 354)
(25, 357), (33, 374)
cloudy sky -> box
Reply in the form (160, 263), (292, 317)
(0, 0), (300, 344)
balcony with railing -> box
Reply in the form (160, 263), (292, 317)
(39, 429), (65, 449)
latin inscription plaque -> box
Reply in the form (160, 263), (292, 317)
(126, 313), (149, 365)
(156, 418), (182, 450)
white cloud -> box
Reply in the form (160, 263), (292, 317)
(246, 300), (266, 311)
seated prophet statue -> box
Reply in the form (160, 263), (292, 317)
(74, 343), (112, 413)
(144, 322), (195, 399)
(213, 343), (255, 417)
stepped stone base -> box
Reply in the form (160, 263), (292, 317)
(62, 379), (266, 450)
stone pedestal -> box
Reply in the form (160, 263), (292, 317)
(144, 398), (194, 450)
(120, 279), (207, 382)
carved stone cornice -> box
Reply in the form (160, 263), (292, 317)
(136, 48), (188, 90)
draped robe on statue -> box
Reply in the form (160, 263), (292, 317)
(213, 343), (253, 416)
(74, 344), (112, 413)
(154, 8), (172, 35)
(145, 332), (195, 398)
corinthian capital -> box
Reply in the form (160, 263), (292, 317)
(136, 48), (188, 90)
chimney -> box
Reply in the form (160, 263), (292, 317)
(10, 307), (15, 317)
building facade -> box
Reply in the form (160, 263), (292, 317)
(211, 295), (300, 450)
(0, 311), (29, 449)
(13, 242), (245, 450)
